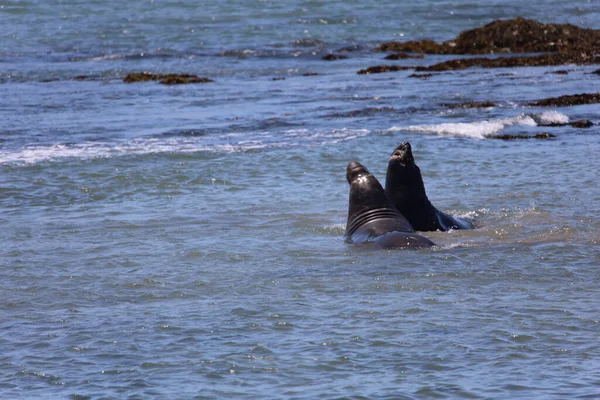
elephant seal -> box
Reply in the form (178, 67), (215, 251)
(345, 161), (435, 249)
(385, 142), (473, 232)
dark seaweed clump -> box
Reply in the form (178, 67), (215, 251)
(416, 53), (599, 72)
(528, 93), (600, 107)
(124, 72), (215, 85)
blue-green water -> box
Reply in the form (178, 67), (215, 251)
(1, 1), (600, 398)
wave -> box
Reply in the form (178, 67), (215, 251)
(0, 128), (370, 165)
(388, 111), (570, 139)
(69, 50), (204, 62)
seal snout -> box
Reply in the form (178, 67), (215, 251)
(390, 142), (413, 163)
(346, 161), (369, 183)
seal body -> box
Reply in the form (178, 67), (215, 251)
(385, 142), (473, 232)
(345, 161), (435, 249)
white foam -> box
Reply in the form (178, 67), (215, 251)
(534, 110), (570, 125)
(0, 139), (205, 164)
(389, 113), (554, 139)
(0, 128), (371, 165)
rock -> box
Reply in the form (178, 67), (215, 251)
(294, 38), (326, 48)
(336, 45), (364, 52)
(322, 54), (348, 61)
(537, 119), (594, 128)
(538, 122), (568, 127)
(447, 18), (600, 54)
(159, 74), (214, 85)
(528, 93), (600, 107)
(491, 133), (556, 140)
(416, 52), (599, 72)
(443, 101), (497, 109)
(409, 73), (434, 79)
(123, 72), (214, 85)
(124, 72), (160, 83)
(569, 120), (594, 128)
(357, 65), (413, 75)
(379, 17), (600, 55)
(534, 133), (557, 139)
(384, 53), (425, 60)
(379, 39), (445, 54)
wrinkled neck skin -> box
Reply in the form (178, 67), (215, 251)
(345, 173), (415, 238)
(347, 174), (392, 224)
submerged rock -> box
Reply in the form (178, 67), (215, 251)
(326, 107), (397, 118)
(336, 44), (364, 53)
(123, 72), (214, 85)
(380, 39), (445, 54)
(322, 54), (348, 61)
(408, 73), (434, 79)
(384, 52), (425, 60)
(124, 72), (159, 83)
(416, 52), (600, 72)
(570, 120), (594, 128)
(528, 93), (600, 107)
(443, 101), (497, 109)
(357, 65), (412, 74)
(537, 120), (594, 128)
(491, 133), (556, 140)
(379, 17), (600, 55)
(160, 74), (214, 85)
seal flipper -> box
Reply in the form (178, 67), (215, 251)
(435, 210), (474, 231)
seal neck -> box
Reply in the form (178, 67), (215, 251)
(345, 207), (406, 237)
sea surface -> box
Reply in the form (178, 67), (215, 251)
(2, 1), (600, 398)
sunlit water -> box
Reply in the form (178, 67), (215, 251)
(1, 1), (600, 398)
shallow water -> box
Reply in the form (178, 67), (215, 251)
(1, 1), (600, 398)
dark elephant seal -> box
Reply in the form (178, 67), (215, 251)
(345, 161), (435, 249)
(385, 142), (473, 232)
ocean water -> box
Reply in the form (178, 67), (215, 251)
(2, 1), (600, 398)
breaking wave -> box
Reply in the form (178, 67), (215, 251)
(0, 128), (370, 165)
(388, 111), (570, 139)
